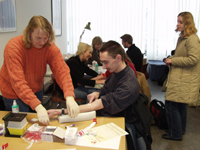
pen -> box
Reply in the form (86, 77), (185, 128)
(65, 124), (75, 129)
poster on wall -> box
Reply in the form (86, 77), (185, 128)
(51, 0), (62, 36)
(0, 0), (17, 32)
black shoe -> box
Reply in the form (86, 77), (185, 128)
(162, 134), (182, 141)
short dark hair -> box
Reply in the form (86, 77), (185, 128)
(100, 40), (125, 61)
(120, 34), (133, 44)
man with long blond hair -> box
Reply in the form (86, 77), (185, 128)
(0, 16), (79, 125)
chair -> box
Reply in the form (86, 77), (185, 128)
(136, 71), (151, 108)
(141, 63), (149, 80)
(0, 95), (5, 110)
(125, 93), (153, 150)
(51, 74), (83, 103)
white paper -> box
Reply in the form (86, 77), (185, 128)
(58, 111), (96, 123)
(83, 122), (128, 144)
(75, 123), (128, 149)
(76, 136), (121, 149)
(51, 148), (76, 150)
(53, 127), (66, 139)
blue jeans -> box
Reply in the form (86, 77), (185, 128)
(165, 100), (187, 139)
(125, 122), (137, 150)
(2, 89), (43, 112)
(74, 85), (98, 103)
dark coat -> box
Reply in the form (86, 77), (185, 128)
(66, 56), (98, 88)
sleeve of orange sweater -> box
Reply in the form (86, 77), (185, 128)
(47, 44), (75, 99)
(3, 37), (41, 110)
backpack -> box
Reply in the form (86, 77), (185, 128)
(150, 99), (168, 130)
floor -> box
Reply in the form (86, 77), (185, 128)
(147, 79), (200, 150)
(43, 79), (200, 150)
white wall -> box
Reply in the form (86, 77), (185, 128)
(0, 0), (67, 69)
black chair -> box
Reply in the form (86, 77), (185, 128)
(51, 74), (83, 105)
(0, 95), (5, 110)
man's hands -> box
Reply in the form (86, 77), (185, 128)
(47, 109), (61, 119)
(35, 104), (50, 125)
(66, 96), (79, 118)
(87, 92), (100, 103)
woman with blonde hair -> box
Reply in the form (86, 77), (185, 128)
(0, 16), (79, 125)
(66, 42), (105, 102)
(162, 12), (200, 141)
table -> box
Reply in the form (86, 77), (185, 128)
(148, 60), (166, 81)
(0, 111), (126, 150)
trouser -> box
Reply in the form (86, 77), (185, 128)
(165, 100), (187, 139)
(74, 85), (98, 103)
(2, 89), (43, 112)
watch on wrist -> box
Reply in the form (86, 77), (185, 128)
(61, 108), (65, 115)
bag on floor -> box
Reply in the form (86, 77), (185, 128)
(150, 99), (168, 130)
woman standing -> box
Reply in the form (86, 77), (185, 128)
(163, 12), (200, 140)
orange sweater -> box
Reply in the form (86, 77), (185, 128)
(0, 35), (74, 110)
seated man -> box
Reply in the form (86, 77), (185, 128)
(47, 40), (141, 148)
(48, 40), (140, 117)
(120, 34), (143, 71)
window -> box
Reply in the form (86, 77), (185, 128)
(65, 0), (200, 60)
(0, 0), (16, 32)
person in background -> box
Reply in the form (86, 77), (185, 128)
(85, 36), (103, 66)
(120, 34), (143, 71)
(48, 40), (140, 117)
(0, 16), (79, 125)
(162, 12), (200, 141)
(65, 42), (105, 102)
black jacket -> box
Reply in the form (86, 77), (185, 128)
(66, 56), (98, 88)
(124, 93), (153, 150)
(126, 44), (143, 71)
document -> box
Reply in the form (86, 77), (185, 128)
(75, 122), (128, 149)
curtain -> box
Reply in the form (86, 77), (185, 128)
(65, 0), (200, 60)
(0, 0), (16, 32)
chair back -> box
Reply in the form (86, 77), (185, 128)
(51, 74), (65, 102)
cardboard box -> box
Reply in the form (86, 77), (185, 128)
(41, 126), (57, 142)
(42, 126), (66, 142)
(65, 127), (78, 145)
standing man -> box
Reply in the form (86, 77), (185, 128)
(0, 16), (79, 125)
(120, 34), (143, 71)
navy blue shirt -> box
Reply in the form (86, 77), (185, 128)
(97, 64), (140, 116)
